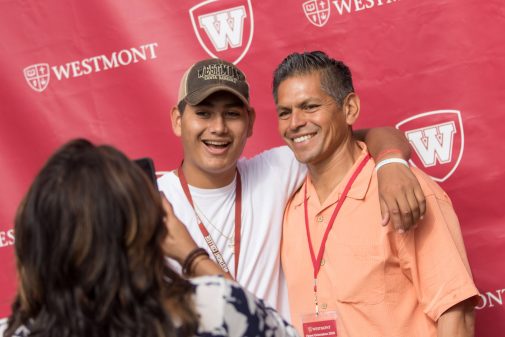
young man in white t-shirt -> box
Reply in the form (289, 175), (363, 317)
(158, 58), (425, 318)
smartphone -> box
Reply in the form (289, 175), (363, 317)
(133, 157), (158, 189)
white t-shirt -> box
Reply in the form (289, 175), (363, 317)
(157, 146), (306, 319)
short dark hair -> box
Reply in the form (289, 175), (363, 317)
(272, 50), (354, 105)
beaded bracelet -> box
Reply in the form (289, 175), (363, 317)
(182, 247), (209, 277)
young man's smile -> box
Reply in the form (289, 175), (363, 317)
(172, 91), (254, 187)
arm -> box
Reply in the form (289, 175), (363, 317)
(437, 299), (475, 337)
(355, 127), (426, 232)
(161, 193), (233, 280)
(396, 178), (478, 336)
(184, 254), (233, 279)
(355, 127), (411, 159)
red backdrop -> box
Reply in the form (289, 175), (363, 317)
(1, 0), (504, 334)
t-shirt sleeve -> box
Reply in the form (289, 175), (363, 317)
(238, 146), (306, 198)
(395, 169), (479, 321)
(192, 276), (300, 337)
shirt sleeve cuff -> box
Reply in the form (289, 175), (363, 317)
(427, 284), (480, 321)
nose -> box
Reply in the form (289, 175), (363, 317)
(209, 115), (227, 134)
(289, 108), (306, 130)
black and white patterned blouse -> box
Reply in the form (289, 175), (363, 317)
(11, 276), (299, 337)
(187, 276), (298, 337)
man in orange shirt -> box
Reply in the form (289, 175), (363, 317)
(274, 51), (478, 337)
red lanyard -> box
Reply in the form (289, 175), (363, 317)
(177, 165), (241, 279)
(304, 154), (370, 314)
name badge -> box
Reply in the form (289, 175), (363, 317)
(301, 311), (338, 337)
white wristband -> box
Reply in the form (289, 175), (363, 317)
(375, 158), (409, 172)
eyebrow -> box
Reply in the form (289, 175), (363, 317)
(276, 98), (314, 110)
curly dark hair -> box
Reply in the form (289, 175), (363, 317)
(5, 139), (198, 337)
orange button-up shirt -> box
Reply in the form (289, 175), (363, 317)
(281, 145), (478, 337)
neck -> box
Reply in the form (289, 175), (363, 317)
(308, 139), (361, 204)
(179, 161), (236, 189)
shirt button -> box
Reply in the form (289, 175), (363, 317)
(320, 259), (325, 266)
(316, 215), (325, 222)
(321, 303), (328, 310)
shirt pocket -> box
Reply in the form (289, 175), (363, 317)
(327, 242), (385, 304)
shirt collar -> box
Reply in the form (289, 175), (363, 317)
(292, 142), (374, 209)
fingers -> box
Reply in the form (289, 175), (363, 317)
(395, 194), (415, 232)
(159, 191), (198, 263)
(160, 192), (185, 234)
(380, 199), (390, 226)
(406, 191), (420, 228)
(396, 180), (426, 231)
(380, 191), (419, 233)
(383, 189), (424, 233)
(376, 161), (428, 233)
(379, 192), (403, 232)
(386, 199), (405, 233)
(414, 187), (426, 220)
(160, 191), (175, 217)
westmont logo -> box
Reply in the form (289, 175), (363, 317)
(302, 0), (400, 27)
(190, 0), (254, 64)
(24, 63), (50, 92)
(303, 0), (330, 27)
(396, 110), (465, 182)
(23, 43), (159, 92)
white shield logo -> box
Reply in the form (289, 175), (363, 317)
(190, 0), (254, 64)
(303, 0), (330, 27)
(23, 63), (50, 92)
(396, 110), (465, 182)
